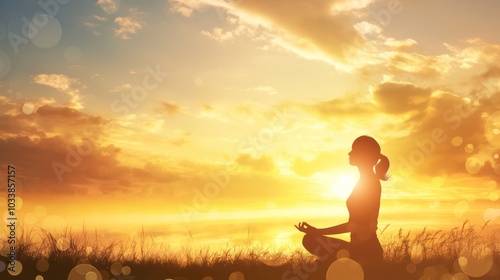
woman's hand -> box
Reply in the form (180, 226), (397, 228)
(295, 222), (318, 234)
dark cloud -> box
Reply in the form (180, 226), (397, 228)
(0, 98), (182, 197)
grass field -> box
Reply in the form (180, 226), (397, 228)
(1, 221), (499, 279)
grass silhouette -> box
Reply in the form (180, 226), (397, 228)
(1, 221), (499, 279)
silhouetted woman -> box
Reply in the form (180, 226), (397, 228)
(295, 135), (389, 265)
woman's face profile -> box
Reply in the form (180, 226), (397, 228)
(348, 138), (378, 167)
(348, 146), (362, 166)
(348, 147), (361, 166)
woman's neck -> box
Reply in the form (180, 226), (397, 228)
(358, 166), (376, 179)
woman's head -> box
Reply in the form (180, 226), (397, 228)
(348, 135), (390, 181)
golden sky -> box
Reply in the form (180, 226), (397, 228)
(0, 0), (499, 247)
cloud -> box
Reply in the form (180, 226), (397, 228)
(169, 0), (456, 76)
(97, 0), (120, 14)
(304, 93), (376, 119)
(159, 101), (182, 115)
(33, 74), (84, 110)
(114, 16), (144, 39)
(84, 22), (99, 29)
(445, 38), (500, 69)
(295, 76), (500, 180)
(169, 130), (191, 147)
(236, 153), (276, 172)
(380, 87), (500, 179)
(330, 0), (374, 13)
(201, 27), (235, 42)
(169, 0), (198, 17)
(197, 104), (230, 123)
(383, 52), (453, 78)
(0, 103), (115, 193)
(170, 0), (376, 70)
(113, 8), (147, 40)
(35, 105), (104, 129)
(233, 0), (366, 65)
(84, 15), (109, 35)
(0, 98), (185, 197)
(201, 22), (256, 43)
(143, 160), (182, 183)
(371, 81), (433, 114)
(111, 83), (132, 92)
(171, 0), (483, 78)
(33, 74), (76, 92)
(94, 15), (108, 22)
(383, 38), (417, 50)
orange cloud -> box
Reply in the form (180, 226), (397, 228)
(0, 98), (183, 198)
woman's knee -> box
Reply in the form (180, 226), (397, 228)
(302, 233), (319, 251)
(303, 233), (326, 259)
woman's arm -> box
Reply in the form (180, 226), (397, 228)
(316, 222), (351, 235)
(296, 221), (353, 235)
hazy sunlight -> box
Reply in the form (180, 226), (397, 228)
(2, 0), (500, 278)
(330, 174), (357, 200)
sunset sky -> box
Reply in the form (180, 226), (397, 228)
(0, 0), (499, 248)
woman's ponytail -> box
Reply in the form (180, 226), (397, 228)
(375, 154), (390, 181)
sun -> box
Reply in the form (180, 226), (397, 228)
(330, 174), (357, 199)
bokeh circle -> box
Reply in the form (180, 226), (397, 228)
(68, 264), (103, 280)
(485, 111), (500, 147)
(326, 258), (364, 280)
(29, 15), (62, 48)
(459, 243), (493, 277)
(229, 271), (245, 280)
(7, 260), (23, 276)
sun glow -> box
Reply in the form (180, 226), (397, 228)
(330, 174), (357, 199)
